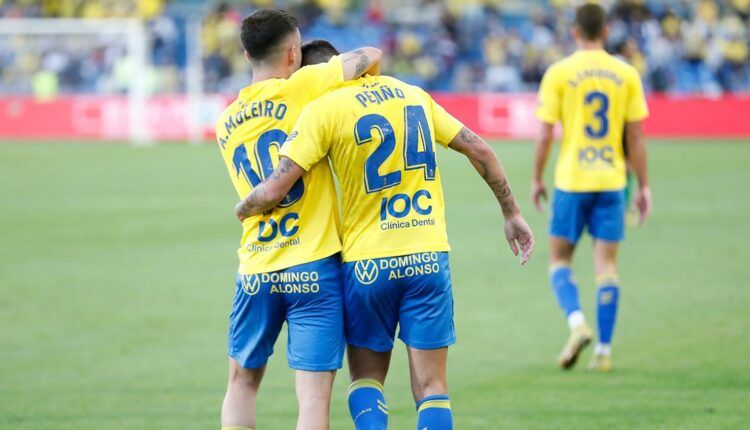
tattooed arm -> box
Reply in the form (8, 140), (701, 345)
(234, 157), (305, 221)
(449, 127), (521, 216)
(340, 47), (382, 80)
(448, 127), (534, 264)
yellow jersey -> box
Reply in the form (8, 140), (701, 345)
(280, 75), (465, 262)
(215, 56), (344, 274)
(536, 50), (649, 192)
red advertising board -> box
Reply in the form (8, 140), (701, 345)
(1, 94), (749, 141)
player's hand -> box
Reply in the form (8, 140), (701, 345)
(634, 185), (652, 225)
(532, 180), (547, 212)
(235, 201), (247, 222)
(504, 214), (534, 265)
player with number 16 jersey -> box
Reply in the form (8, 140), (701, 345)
(215, 56), (344, 276)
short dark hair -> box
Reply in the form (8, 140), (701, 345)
(301, 39), (340, 67)
(240, 9), (299, 61)
(575, 3), (606, 41)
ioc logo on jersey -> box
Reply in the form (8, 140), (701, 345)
(579, 145), (614, 165)
(258, 212), (299, 242)
(354, 260), (379, 285)
(240, 274), (261, 296)
(380, 189), (432, 220)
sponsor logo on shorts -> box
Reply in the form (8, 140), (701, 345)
(354, 260), (379, 285)
(240, 274), (261, 296)
(354, 253), (443, 284)
(265, 271), (320, 294)
(380, 252), (441, 281)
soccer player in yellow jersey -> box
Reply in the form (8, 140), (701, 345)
(533, 4), (652, 372)
(235, 44), (534, 430)
(214, 11), (381, 430)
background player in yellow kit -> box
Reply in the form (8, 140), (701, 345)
(214, 10), (381, 430)
(532, 4), (652, 371)
(234, 47), (534, 430)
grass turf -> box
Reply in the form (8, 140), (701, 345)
(1, 141), (748, 429)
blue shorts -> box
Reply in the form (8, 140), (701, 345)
(228, 254), (344, 371)
(342, 252), (456, 352)
(550, 188), (626, 244)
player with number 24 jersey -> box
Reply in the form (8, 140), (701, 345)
(281, 75), (461, 262)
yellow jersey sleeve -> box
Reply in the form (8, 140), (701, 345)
(279, 102), (333, 171)
(430, 96), (465, 147)
(626, 69), (649, 122)
(536, 64), (563, 124)
(288, 55), (344, 102)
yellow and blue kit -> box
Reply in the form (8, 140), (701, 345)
(215, 57), (345, 370)
(536, 49), (649, 243)
(281, 75), (465, 351)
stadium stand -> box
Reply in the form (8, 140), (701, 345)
(1, 0), (748, 95)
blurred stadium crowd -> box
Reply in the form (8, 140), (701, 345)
(1, 0), (749, 95)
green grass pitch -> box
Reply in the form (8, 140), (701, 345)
(1, 140), (748, 429)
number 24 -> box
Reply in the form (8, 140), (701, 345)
(355, 105), (436, 194)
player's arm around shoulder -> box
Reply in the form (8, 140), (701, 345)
(234, 157), (305, 221)
(340, 47), (382, 80)
(291, 47), (382, 100)
(234, 104), (332, 221)
(448, 127), (535, 265)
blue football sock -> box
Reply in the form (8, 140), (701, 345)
(596, 275), (620, 346)
(416, 394), (453, 430)
(550, 265), (582, 318)
(348, 379), (388, 430)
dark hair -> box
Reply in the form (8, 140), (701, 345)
(301, 39), (340, 67)
(240, 9), (299, 61)
(575, 3), (606, 41)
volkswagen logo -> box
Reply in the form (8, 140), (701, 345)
(354, 260), (379, 285)
(240, 274), (261, 296)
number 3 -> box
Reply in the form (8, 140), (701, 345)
(584, 91), (609, 139)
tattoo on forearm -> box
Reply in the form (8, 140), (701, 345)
(354, 55), (370, 76)
(237, 186), (269, 219)
(487, 177), (517, 216)
(452, 126), (519, 216)
(343, 49), (365, 61)
(475, 158), (489, 181)
(459, 128), (479, 145)
(236, 158), (295, 218)
(269, 158), (294, 181)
